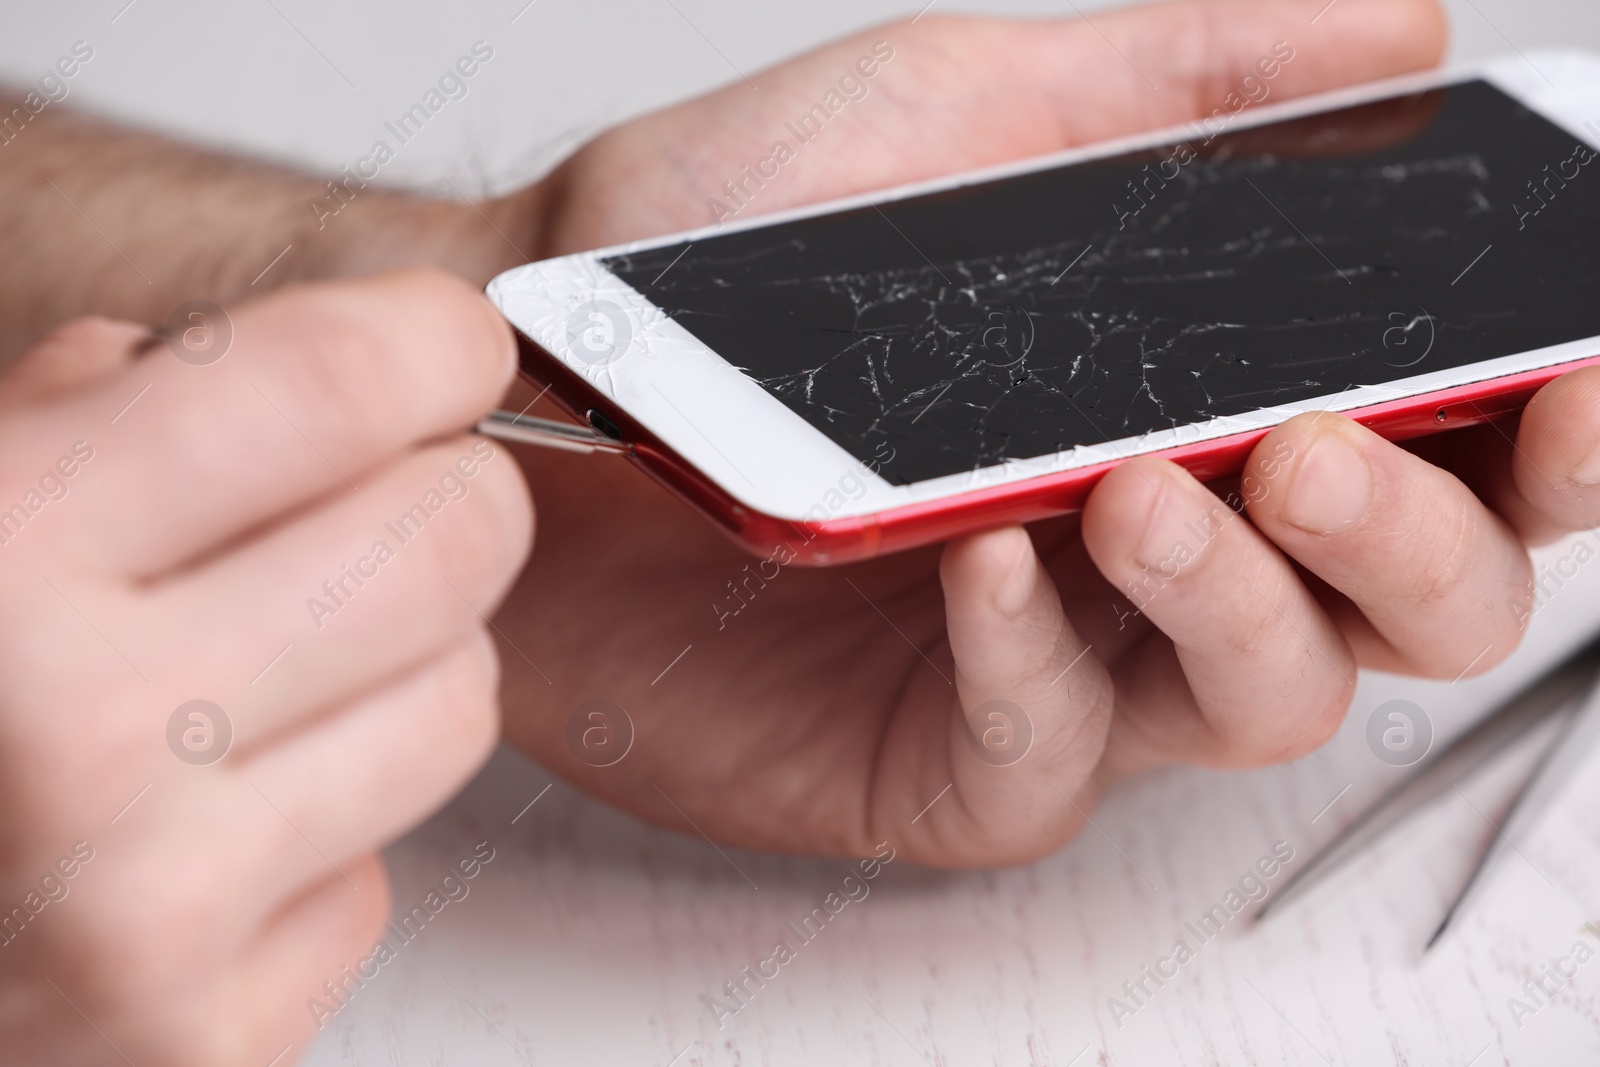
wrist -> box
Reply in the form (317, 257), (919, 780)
(307, 180), (551, 290)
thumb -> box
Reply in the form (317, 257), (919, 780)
(842, 0), (1449, 188)
(544, 0), (1447, 250)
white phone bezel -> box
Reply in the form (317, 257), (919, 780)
(488, 50), (1600, 523)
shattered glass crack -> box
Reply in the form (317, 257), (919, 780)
(606, 81), (1600, 485)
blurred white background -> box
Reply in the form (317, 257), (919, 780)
(3, 0), (1599, 200)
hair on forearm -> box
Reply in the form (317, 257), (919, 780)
(0, 89), (538, 362)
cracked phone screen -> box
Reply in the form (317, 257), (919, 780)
(603, 80), (1600, 486)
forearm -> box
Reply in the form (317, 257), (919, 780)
(0, 90), (544, 359)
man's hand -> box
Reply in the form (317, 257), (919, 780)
(0, 271), (531, 1065)
(481, 0), (1573, 867)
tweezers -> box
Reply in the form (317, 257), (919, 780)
(1256, 630), (1600, 948)
(475, 409), (629, 455)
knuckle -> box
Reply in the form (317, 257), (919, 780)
(1235, 661), (1353, 766)
(1277, 673), (1354, 761)
(1392, 498), (1532, 677)
(419, 632), (502, 763)
(1225, 596), (1284, 660)
(1204, 573), (1287, 661)
(1400, 497), (1477, 610)
(1206, 632), (1355, 766)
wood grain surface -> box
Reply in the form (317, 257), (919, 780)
(302, 532), (1600, 1066)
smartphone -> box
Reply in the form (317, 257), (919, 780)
(487, 50), (1600, 565)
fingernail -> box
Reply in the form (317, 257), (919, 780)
(1283, 432), (1372, 535)
(1133, 468), (1232, 574)
(1571, 443), (1600, 488)
(993, 528), (1038, 617)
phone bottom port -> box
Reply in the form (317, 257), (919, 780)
(587, 410), (624, 441)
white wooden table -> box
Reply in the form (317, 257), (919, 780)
(303, 536), (1600, 1066)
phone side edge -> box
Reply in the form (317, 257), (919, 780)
(510, 329), (1600, 566)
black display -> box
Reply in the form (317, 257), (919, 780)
(604, 81), (1600, 486)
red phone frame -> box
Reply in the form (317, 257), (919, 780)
(516, 334), (1600, 566)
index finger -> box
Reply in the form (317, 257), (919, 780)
(6, 268), (515, 575)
